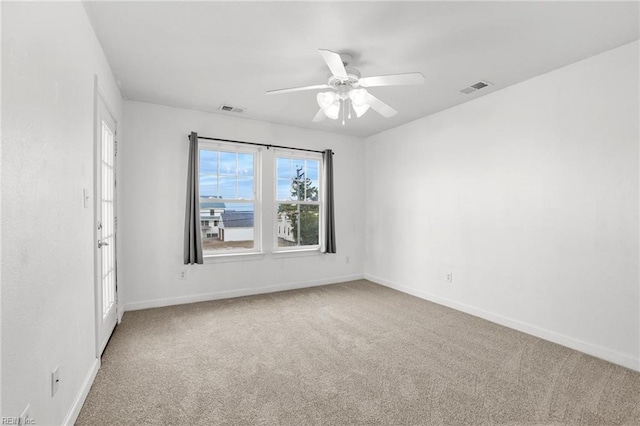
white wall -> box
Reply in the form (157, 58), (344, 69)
(120, 101), (365, 310)
(1, 2), (122, 423)
(365, 41), (640, 370)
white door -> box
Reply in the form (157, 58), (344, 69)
(96, 96), (118, 355)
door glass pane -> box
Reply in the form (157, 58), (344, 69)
(100, 121), (116, 317)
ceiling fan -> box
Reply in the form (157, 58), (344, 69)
(266, 49), (425, 124)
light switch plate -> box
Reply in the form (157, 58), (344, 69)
(52, 366), (60, 397)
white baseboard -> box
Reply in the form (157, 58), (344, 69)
(365, 274), (640, 372)
(125, 274), (365, 311)
(63, 357), (100, 426)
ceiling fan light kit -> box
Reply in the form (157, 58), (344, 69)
(267, 49), (425, 124)
(316, 85), (370, 123)
(316, 92), (340, 120)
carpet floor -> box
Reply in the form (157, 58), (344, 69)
(76, 280), (640, 425)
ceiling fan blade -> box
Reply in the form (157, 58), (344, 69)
(318, 49), (348, 80)
(312, 109), (326, 122)
(363, 92), (397, 118)
(358, 72), (425, 88)
(266, 84), (329, 95)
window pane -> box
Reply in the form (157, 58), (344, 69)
(302, 174), (319, 202)
(290, 177), (301, 201)
(199, 175), (218, 198)
(277, 157), (291, 179)
(306, 160), (319, 181)
(219, 152), (237, 175)
(202, 202), (254, 254)
(276, 203), (319, 247)
(309, 179), (320, 201)
(299, 204), (320, 245)
(237, 177), (254, 199)
(276, 204), (297, 247)
(306, 160), (320, 200)
(277, 178), (292, 201)
(292, 158), (305, 180)
(238, 153), (254, 176)
(219, 176), (236, 199)
(200, 150), (218, 174)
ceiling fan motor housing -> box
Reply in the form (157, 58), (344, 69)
(328, 66), (361, 89)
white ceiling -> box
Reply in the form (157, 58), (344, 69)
(84, 1), (639, 138)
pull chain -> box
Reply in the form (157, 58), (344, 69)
(348, 98), (352, 120)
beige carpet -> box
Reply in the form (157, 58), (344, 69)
(76, 280), (640, 425)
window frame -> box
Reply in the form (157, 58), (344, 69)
(198, 140), (262, 257)
(273, 149), (323, 253)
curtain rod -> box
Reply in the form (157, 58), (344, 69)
(188, 134), (332, 155)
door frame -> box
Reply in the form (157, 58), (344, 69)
(93, 76), (119, 357)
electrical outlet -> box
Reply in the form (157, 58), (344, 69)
(51, 366), (60, 397)
(179, 271), (187, 280)
(446, 273), (453, 283)
(20, 404), (31, 425)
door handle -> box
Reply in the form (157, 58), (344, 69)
(98, 240), (109, 248)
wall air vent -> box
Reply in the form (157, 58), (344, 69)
(219, 104), (245, 113)
(460, 80), (492, 95)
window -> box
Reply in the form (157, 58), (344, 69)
(194, 141), (325, 258)
(199, 143), (260, 255)
(275, 152), (321, 249)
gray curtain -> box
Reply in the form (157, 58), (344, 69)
(184, 132), (203, 264)
(323, 149), (336, 253)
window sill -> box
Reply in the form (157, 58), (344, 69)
(203, 252), (266, 263)
(271, 248), (322, 259)
(201, 248), (322, 263)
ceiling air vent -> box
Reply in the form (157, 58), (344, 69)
(219, 104), (245, 113)
(460, 80), (492, 95)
